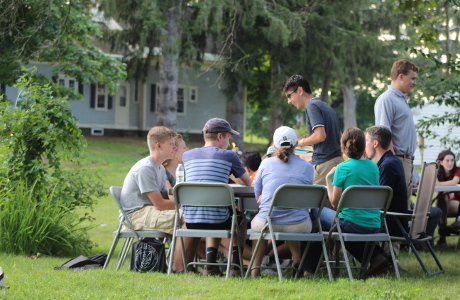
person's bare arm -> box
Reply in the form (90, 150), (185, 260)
(436, 176), (460, 186)
(326, 167), (342, 208)
(237, 172), (252, 186)
(146, 190), (175, 210)
(300, 126), (326, 147)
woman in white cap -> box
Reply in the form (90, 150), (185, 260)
(250, 126), (314, 278)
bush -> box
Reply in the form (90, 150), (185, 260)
(0, 67), (105, 255)
(0, 179), (94, 256)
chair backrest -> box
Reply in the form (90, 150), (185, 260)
(109, 186), (136, 231)
(270, 184), (328, 211)
(410, 162), (438, 238)
(335, 185), (393, 217)
(173, 182), (235, 207)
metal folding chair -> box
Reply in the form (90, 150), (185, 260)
(245, 184), (333, 281)
(167, 182), (244, 279)
(103, 186), (172, 270)
(326, 185), (400, 280)
(388, 162), (445, 277)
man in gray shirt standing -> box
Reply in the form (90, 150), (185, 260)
(375, 59), (418, 207)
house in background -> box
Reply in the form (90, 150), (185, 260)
(1, 59), (231, 140)
(412, 103), (460, 166)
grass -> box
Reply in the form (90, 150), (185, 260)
(1, 136), (460, 299)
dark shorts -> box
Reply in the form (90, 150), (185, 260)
(186, 207), (245, 230)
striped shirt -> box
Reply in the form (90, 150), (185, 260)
(182, 146), (246, 224)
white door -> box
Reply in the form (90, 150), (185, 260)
(116, 83), (129, 127)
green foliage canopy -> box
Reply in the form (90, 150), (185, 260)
(0, 0), (126, 95)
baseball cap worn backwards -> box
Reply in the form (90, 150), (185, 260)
(273, 126), (297, 149)
(202, 118), (240, 135)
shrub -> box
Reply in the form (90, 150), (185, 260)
(0, 179), (94, 256)
(0, 67), (105, 255)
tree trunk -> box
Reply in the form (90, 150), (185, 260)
(342, 83), (357, 129)
(225, 78), (245, 150)
(269, 58), (282, 145)
(320, 58), (333, 103)
(157, 3), (181, 130)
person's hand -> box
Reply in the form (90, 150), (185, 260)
(257, 194), (262, 204)
(327, 167), (336, 181)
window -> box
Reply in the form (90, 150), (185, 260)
(177, 87), (185, 113)
(96, 82), (107, 109)
(153, 83), (188, 114)
(90, 83), (112, 109)
(119, 86), (127, 107)
(57, 76), (78, 90)
(68, 79), (76, 90)
(188, 86), (198, 103)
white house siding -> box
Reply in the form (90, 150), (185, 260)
(412, 103), (460, 166)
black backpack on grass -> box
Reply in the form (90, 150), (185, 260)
(55, 253), (107, 271)
(130, 238), (166, 273)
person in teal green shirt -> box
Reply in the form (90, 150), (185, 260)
(303, 127), (392, 277)
(332, 155), (381, 228)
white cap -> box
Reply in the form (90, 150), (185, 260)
(273, 126), (297, 149)
(266, 145), (276, 156)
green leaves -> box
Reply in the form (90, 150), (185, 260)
(0, 68), (105, 255)
(0, 0), (126, 97)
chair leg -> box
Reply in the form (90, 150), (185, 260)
(269, 234), (283, 282)
(118, 239), (127, 259)
(245, 235), (264, 279)
(167, 235), (176, 275)
(339, 238), (353, 280)
(424, 241), (445, 276)
(317, 240), (333, 281)
(386, 240), (401, 279)
(116, 237), (133, 271)
(103, 236), (120, 270)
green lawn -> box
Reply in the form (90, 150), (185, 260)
(1, 136), (460, 299)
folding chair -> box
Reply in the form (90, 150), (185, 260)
(326, 185), (400, 280)
(167, 182), (244, 279)
(388, 162), (445, 277)
(103, 186), (172, 270)
(245, 184), (333, 282)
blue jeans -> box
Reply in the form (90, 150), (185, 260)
(303, 208), (382, 273)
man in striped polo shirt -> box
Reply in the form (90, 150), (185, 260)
(182, 117), (251, 276)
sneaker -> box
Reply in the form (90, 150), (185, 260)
(229, 266), (242, 277)
(261, 258), (292, 275)
(451, 221), (460, 230)
(365, 259), (393, 278)
(436, 238), (448, 248)
(438, 225), (459, 236)
(203, 265), (223, 276)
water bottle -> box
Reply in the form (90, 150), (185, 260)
(176, 164), (185, 184)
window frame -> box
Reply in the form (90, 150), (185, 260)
(153, 83), (188, 116)
(95, 82), (109, 110)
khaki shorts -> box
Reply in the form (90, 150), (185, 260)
(128, 206), (180, 235)
(313, 156), (344, 186)
(251, 216), (312, 233)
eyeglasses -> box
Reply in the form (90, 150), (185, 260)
(286, 87), (298, 99)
